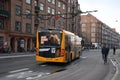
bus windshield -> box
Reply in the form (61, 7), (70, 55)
(39, 31), (62, 47)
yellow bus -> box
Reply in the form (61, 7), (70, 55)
(36, 29), (82, 63)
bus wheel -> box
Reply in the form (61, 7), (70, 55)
(68, 54), (72, 63)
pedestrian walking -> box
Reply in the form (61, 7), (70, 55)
(113, 46), (116, 55)
(101, 45), (109, 64)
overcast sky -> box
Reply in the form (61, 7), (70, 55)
(78, 0), (120, 33)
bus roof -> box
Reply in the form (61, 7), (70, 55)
(63, 30), (75, 36)
(38, 29), (82, 40)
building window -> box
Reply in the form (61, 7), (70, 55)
(58, 21), (61, 27)
(82, 24), (86, 27)
(58, 2), (61, 7)
(52, 19), (55, 26)
(0, 36), (3, 46)
(58, 11), (60, 14)
(34, 0), (37, 6)
(84, 19), (87, 22)
(15, 21), (21, 32)
(91, 23), (96, 26)
(68, 7), (70, 12)
(16, 6), (21, 15)
(78, 19), (80, 24)
(81, 28), (86, 32)
(63, 4), (65, 9)
(71, 0), (74, 4)
(47, 19), (51, 25)
(40, 3), (44, 11)
(48, 7), (51, 13)
(0, 19), (4, 29)
(26, 9), (31, 18)
(62, 14), (65, 17)
(26, 0), (31, 4)
(62, 22), (65, 28)
(91, 27), (96, 32)
(91, 19), (93, 22)
(82, 33), (86, 37)
(91, 33), (95, 37)
(48, 0), (51, 3)
(52, 8), (55, 15)
(26, 23), (31, 33)
(52, 0), (55, 4)
(68, 0), (70, 3)
(91, 38), (95, 42)
(0, 1), (4, 9)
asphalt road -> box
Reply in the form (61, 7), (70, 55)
(0, 49), (115, 80)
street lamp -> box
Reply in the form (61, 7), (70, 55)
(71, 1), (75, 33)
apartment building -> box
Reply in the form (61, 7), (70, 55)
(81, 13), (120, 48)
(0, 0), (35, 52)
(35, 0), (81, 35)
(0, 0), (81, 53)
(0, 0), (9, 52)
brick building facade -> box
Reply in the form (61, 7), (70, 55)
(81, 13), (120, 48)
(0, 0), (81, 53)
(35, 0), (81, 35)
(0, 0), (35, 52)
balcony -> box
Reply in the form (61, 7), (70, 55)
(0, 9), (9, 17)
(35, 6), (40, 12)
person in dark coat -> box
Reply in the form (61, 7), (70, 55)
(113, 47), (116, 55)
(101, 45), (109, 64)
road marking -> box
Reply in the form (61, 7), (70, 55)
(7, 69), (51, 80)
(111, 59), (119, 80)
(81, 56), (87, 59)
(9, 68), (29, 73)
(41, 65), (47, 67)
(26, 74), (42, 80)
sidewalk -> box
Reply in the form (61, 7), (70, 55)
(0, 51), (35, 59)
(109, 49), (120, 80)
(113, 49), (120, 80)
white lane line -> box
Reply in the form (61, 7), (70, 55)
(9, 68), (29, 73)
(41, 65), (47, 67)
(111, 59), (119, 80)
(81, 56), (87, 59)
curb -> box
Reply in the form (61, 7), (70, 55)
(0, 54), (35, 59)
(111, 59), (119, 80)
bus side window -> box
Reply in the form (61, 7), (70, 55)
(65, 35), (71, 52)
(65, 36), (68, 49)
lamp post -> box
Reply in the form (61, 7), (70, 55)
(71, 1), (75, 33)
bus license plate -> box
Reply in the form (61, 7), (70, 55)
(51, 48), (55, 53)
